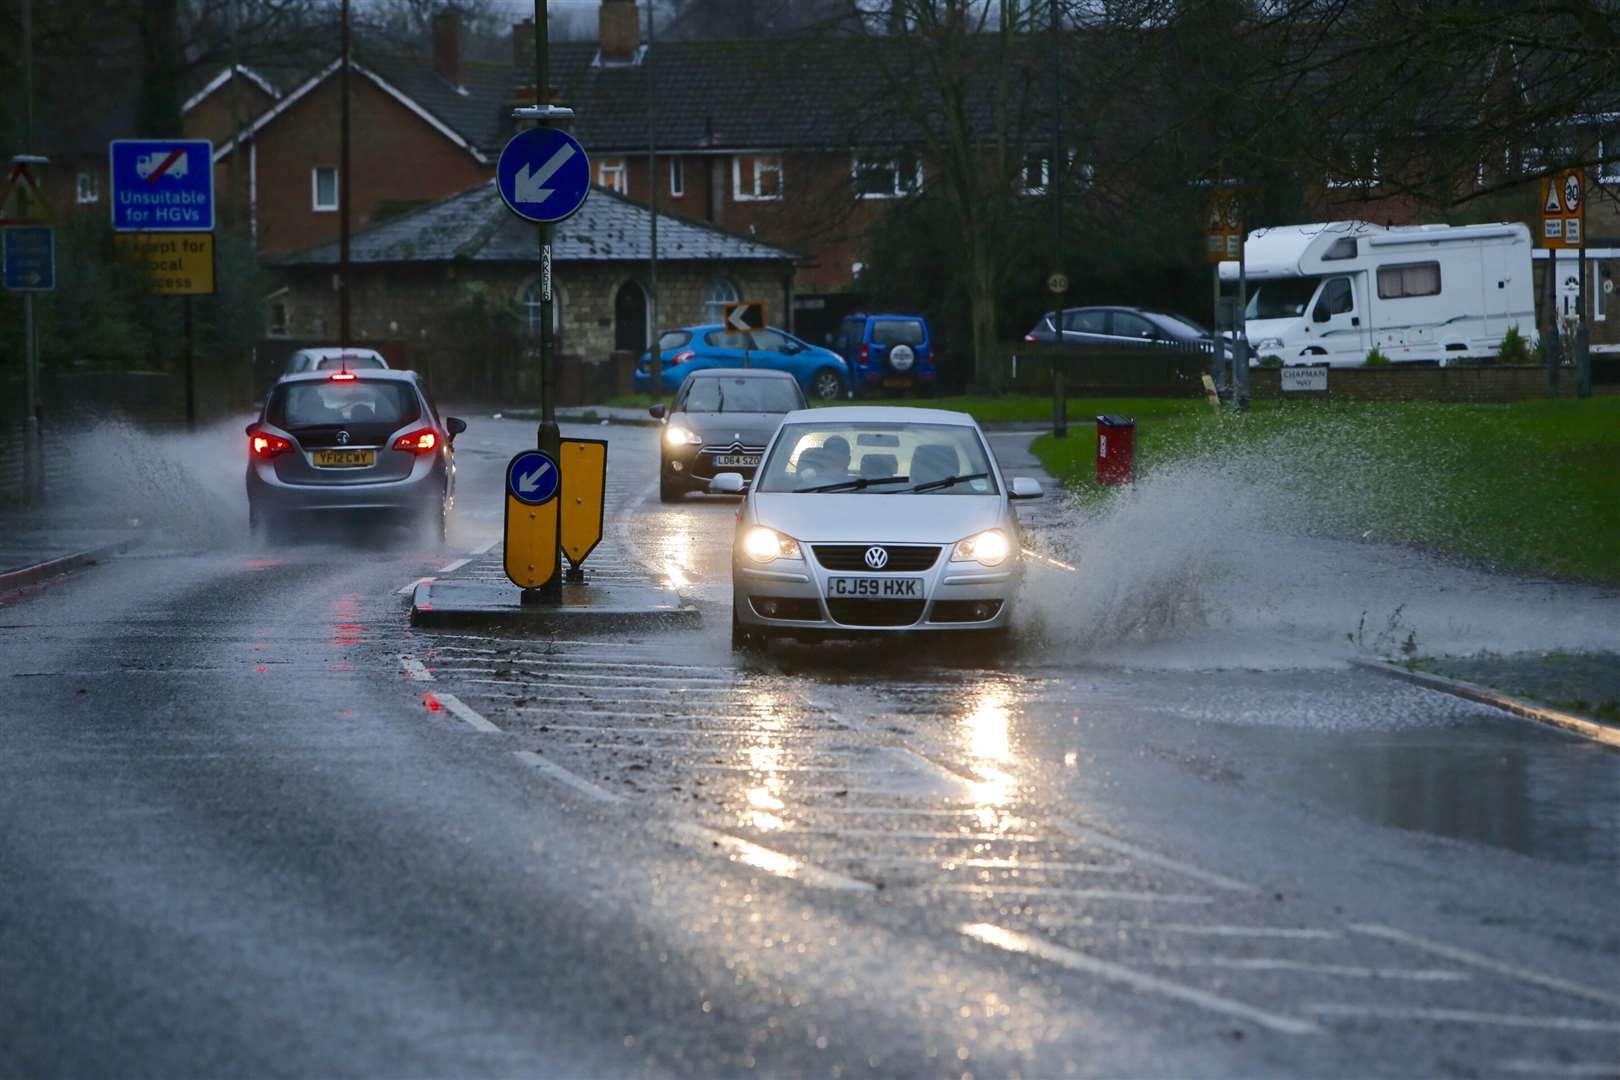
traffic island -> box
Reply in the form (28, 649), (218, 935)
(410, 578), (698, 631)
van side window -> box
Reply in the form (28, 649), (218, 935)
(1313, 277), (1354, 322)
(1378, 262), (1441, 299)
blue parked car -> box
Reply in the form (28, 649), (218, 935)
(833, 313), (938, 396)
(634, 325), (851, 401)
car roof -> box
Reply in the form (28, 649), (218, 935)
(291, 347), (387, 360)
(782, 406), (976, 427)
(686, 367), (797, 380)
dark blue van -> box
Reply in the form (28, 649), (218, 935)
(834, 313), (937, 396)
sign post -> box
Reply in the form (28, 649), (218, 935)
(3, 155), (51, 504)
(1046, 271), (1069, 438)
(1206, 188), (1245, 407)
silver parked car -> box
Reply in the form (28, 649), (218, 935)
(719, 406), (1042, 650)
(245, 369), (464, 543)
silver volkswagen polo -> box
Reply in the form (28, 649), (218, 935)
(719, 407), (1042, 650)
(245, 369), (464, 543)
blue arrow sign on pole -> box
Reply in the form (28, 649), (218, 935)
(507, 449), (560, 506)
(109, 140), (215, 232)
(497, 128), (591, 225)
(3, 226), (55, 291)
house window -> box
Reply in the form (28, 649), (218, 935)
(522, 279), (563, 337)
(703, 277), (739, 322)
(597, 158), (627, 194)
(312, 166), (338, 211)
(1325, 140), (1379, 190)
(732, 154), (782, 201)
(669, 157), (685, 198)
(75, 170), (99, 204)
(852, 153), (922, 199)
(266, 290), (290, 337)
(1377, 262), (1441, 300)
(1020, 154), (1049, 195)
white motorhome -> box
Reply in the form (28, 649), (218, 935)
(1219, 221), (1537, 367)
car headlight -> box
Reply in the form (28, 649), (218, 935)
(664, 425), (702, 447)
(1255, 337), (1284, 351)
(743, 526), (801, 564)
(952, 528), (1009, 567)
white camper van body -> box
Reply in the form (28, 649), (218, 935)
(1219, 221), (1537, 367)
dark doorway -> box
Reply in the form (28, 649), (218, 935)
(614, 280), (648, 353)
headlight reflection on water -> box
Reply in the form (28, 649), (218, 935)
(961, 685), (1019, 809)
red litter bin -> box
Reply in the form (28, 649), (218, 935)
(1095, 414), (1136, 486)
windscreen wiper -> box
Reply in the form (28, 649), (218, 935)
(795, 475), (912, 494)
(910, 471), (989, 493)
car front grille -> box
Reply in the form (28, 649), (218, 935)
(812, 545), (940, 572)
(699, 443), (766, 456)
(825, 598), (926, 627)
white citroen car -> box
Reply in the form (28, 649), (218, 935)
(716, 407), (1042, 650)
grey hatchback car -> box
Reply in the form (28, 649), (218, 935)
(246, 369), (465, 542)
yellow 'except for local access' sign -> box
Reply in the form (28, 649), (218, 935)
(560, 438), (607, 567)
(116, 232), (215, 295)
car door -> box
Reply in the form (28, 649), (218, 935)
(1106, 310), (1160, 349)
(1059, 308), (1110, 346)
(744, 329), (794, 375)
(1308, 276), (1364, 364)
(699, 328), (749, 369)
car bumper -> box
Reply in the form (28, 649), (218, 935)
(733, 554), (1017, 633)
(664, 446), (762, 489)
(857, 368), (937, 389)
(246, 459), (448, 514)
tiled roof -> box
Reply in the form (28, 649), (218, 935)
(273, 178), (797, 266)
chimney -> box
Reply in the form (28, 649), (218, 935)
(599, 0), (640, 64)
(512, 17), (535, 68)
(432, 7), (463, 87)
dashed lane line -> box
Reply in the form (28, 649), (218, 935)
(665, 822), (878, 894)
(433, 692), (502, 733)
(961, 923), (1322, 1036)
(924, 886), (1211, 903)
(1053, 819), (1255, 895)
(850, 857), (1131, 872)
(1158, 958), (1469, 981)
(1030, 920), (1341, 940)
(400, 656), (433, 681)
(1307, 1005), (1620, 1034)
(511, 750), (625, 804)
(1350, 924), (1620, 1010)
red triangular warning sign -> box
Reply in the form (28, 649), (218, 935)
(0, 163), (51, 225)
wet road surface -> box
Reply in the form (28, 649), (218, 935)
(2, 415), (1617, 1077)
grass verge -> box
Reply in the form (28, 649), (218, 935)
(1032, 397), (1620, 583)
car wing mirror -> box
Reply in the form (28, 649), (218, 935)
(445, 416), (467, 441)
(648, 403), (667, 419)
(1010, 476), (1043, 500)
(709, 472), (747, 495)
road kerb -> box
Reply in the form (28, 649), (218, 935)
(1352, 659), (1620, 750)
(0, 540), (137, 594)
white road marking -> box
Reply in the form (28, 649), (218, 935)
(400, 656), (433, 681)
(856, 857), (1129, 872)
(1021, 547), (1078, 572)
(397, 576), (432, 596)
(961, 923), (1321, 1036)
(1350, 924), (1620, 1009)
(470, 537), (499, 555)
(1161, 958), (1468, 981)
(436, 557), (472, 574)
(1502, 1061), (1620, 1077)
(929, 885), (1210, 902)
(511, 750), (624, 803)
(1308, 1005), (1620, 1033)
(536, 723), (827, 738)
(1033, 921), (1340, 940)
(433, 692), (502, 733)
(666, 822), (877, 893)
(426, 669), (736, 687)
(781, 828), (1046, 842)
(1053, 819), (1255, 894)
(553, 741), (858, 758)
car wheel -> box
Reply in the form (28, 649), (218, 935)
(731, 604), (766, 654)
(659, 472), (683, 503)
(811, 368), (844, 401)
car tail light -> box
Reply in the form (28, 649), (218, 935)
(671, 349), (694, 364)
(250, 432), (292, 458)
(859, 344), (869, 364)
(1024, 332), (1038, 342)
(393, 428), (438, 453)
(330, 370), (357, 381)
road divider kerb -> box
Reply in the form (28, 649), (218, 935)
(1352, 659), (1620, 750)
(0, 539), (138, 594)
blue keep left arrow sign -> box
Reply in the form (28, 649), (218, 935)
(497, 128), (591, 225)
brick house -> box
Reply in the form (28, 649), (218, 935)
(267, 177), (796, 402)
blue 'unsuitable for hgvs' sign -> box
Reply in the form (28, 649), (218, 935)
(497, 128), (591, 225)
(109, 140), (215, 232)
(507, 449), (560, 506)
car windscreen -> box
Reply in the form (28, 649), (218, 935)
(268, 381), (420, 429)
(682, 377), (802, 413)
(1246, 277), (1321, 321)
(314, 354), (386, 370)
(870, 319), (925, 346)
(756, 422), (997, 495)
